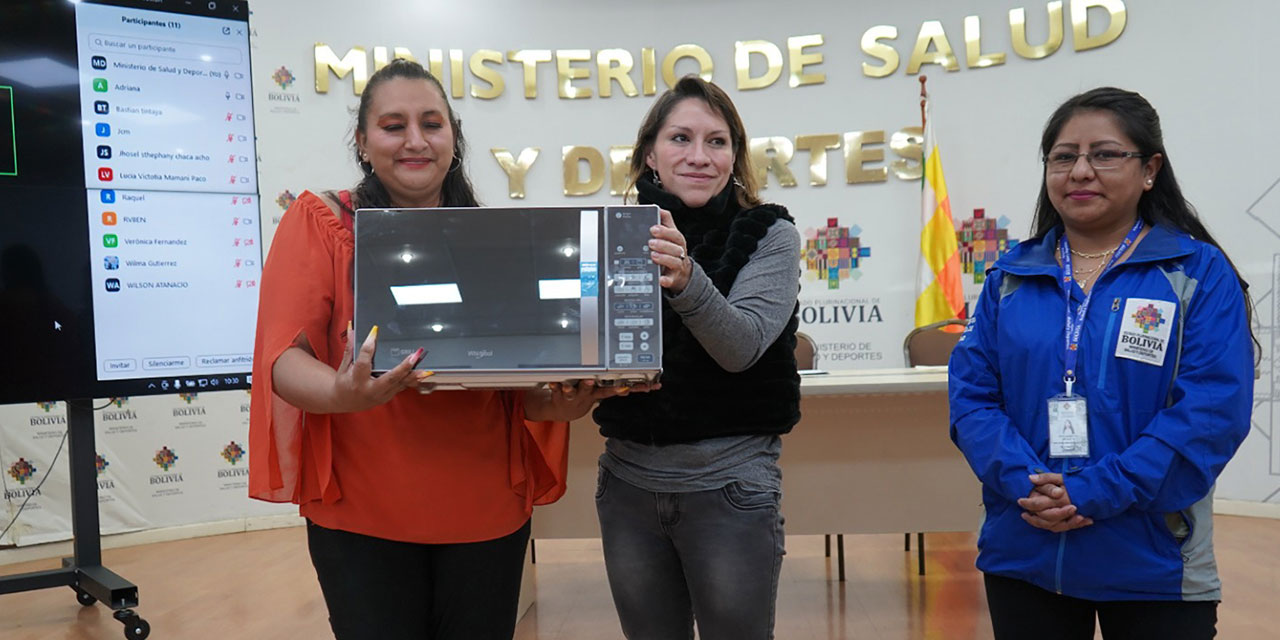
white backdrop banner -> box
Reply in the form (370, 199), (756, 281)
(1, 393), (290, 547)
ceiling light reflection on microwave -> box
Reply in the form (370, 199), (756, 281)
(538, 279), (581, 300)
(559, 318), (570, 328)
(430, 323), (444, 332)
(390, 283), (462, 305)
(561, 245), (576, 257)
(399, 250), (414, 263)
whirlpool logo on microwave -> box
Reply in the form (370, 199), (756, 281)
(467, 349), (494, 360)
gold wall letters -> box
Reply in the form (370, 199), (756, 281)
(861, 26), (900, 78)
(661, 44), (714, 88)
(1072, 0), (1126, 51)
(556, 50), (593, 99)
(787, 35), (826, 87)
(735, 40), (784, 91)
(794, 134), (841, 186)
(907, 21), (960, 74)
(563, 146), (606, 196)
(598, 49), (639, 98)
(843, 131), (889, 184)
(1010, 2), (1065, 59)
(314, 5), (1127, 95)
(491, 147), (540, 199)
(508, 49), (551, 99)
(528, 129), (922, 197)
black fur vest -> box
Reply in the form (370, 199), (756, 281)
(593, 177), (801, 444)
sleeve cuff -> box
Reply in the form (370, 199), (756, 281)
(665, 262), (711, 313)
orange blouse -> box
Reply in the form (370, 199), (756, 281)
(248, 191), (569, 544)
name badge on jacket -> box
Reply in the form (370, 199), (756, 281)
(1114, 298), (1177, 367)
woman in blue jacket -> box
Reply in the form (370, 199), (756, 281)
(949, 87), (1256, 639)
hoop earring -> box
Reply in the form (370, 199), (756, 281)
(447, 152), (463, 174)
(651, 169), (662, 188)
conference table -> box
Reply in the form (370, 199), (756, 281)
(531, 367), (982, 541)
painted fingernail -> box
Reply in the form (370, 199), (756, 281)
(370, 325), (379, 338)
(417, 370), (435, 380)
(411, 347), (424, 363)
(348, 320), (353, 332)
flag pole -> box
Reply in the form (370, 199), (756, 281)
(919, 75), (928, 130)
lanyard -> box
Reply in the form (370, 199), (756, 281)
(1060, 219), (1143, 396)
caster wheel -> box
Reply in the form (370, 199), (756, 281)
(114, 610), (150, 640)
(74, 588), (96, 607)
(123, 617), (150, 640)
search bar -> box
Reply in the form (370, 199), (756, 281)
(88, 33), (242, 65)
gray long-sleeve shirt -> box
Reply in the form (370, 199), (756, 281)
(601, 220), (802, 494)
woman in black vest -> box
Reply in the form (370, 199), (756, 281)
(592, 75), (802, 640)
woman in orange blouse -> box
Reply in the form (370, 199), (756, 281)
(248, 59), (632, 640)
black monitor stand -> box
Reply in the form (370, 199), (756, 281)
(0, 399), (151, 640)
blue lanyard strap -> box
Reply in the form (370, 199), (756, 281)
(1060, 219), (1143, 395)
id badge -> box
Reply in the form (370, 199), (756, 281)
(1047, 395), (1089, 458)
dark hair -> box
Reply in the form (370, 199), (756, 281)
(349, 58), (479, 209)
(1032, 86), (1257, 353)
(626, 75), (760, 209)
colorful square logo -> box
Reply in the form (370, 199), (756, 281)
(91, 56), (107, 70)
(95, 123), (110, 137)
(105, 278), (120, 292)
(92, 78), (108, 92)
(97, 167), (113, 181)
(221, 441), (246, 465)
(103, 233), (118, 248)
(102, 211), (117, 225)
(97, 145), (111, 159)
(153, 446), (179, 471)
(8, 458), (37, 485)
(100, 189), (115, 204)
(1131, 304), (1167, 334)
(803, 219), (871, 289)
(94, 100), (109, 115)
(104, 256), (119, 270)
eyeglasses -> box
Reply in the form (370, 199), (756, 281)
(1044, 150), (1148, 173)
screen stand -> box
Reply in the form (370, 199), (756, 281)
(0, 399), (151, 639)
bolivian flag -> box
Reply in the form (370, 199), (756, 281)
(915, 96), (966, 328)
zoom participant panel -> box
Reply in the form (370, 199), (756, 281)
(76, 0), (259, 386)
(76, 1), (255, 193)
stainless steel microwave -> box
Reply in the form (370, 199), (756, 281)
(354, 205), (663, 389)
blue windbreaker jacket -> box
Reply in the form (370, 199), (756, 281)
(948, 223), (1253, 601)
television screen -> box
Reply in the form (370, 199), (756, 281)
(0, 0), (260, 404)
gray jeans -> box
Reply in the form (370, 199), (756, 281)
(595, 467), (785, 640)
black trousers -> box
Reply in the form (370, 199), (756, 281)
(984, 573), (1218, 640)
(306, 519), (531, 640)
